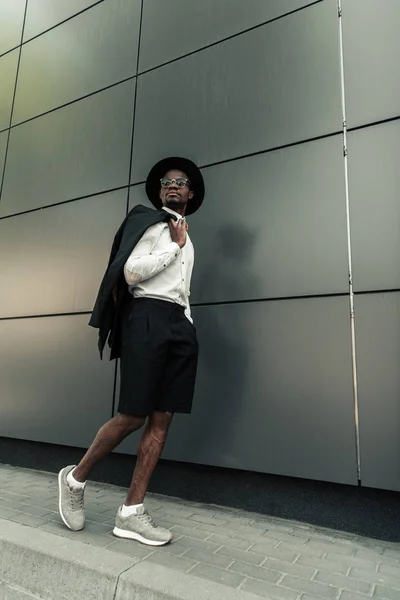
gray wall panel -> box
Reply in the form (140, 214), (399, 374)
(0, 80), (135, 217)
(342, 0), (400, 127)
(139, 0), (315, 72)
(23, 0), (99, 41)
(0, 0), (25, 55)
(114, 297), (357, 486)
(0, 190), (127, 318)
(130, 136), (349, 301)
(0, 314), (114, 447)
(14, 0), (141, 124)
(354, 293), (400, 491)
(347, 122), (400, 292)
(131, 0), (342, 182)
(0, 49), (19, 131)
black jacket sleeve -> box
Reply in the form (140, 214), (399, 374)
(88, 205), (171, 359)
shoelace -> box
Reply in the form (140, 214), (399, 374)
(68, 487), (84, 511)
(136, 511), (156, 527)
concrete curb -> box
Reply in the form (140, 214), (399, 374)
(0, 518), (137, 600)
(0, 518), (262, 600)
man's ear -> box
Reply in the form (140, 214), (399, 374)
(189, 191), (194, 200)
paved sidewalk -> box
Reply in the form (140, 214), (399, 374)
(0, 463), (399, 599)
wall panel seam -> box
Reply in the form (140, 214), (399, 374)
(137, 0), (324, 76)
(0, 0), (28, 205)
(0, 131), (344, 220)
(22, 0), (104, 45)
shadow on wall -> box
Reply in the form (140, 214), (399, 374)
(173, 223), (261, 468)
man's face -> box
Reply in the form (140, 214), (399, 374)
(159, 169), (194, 213)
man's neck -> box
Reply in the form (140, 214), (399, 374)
(162, 206), (186, 219)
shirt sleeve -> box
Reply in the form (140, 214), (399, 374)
(123, 224), (180, 286)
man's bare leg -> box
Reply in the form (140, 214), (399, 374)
(125, 410), (174, 506)
(73, 413), (146, 483)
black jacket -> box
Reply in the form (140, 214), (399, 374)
(89, 204), (172, 359)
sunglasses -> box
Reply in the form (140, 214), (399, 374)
(160, 177), (190, 189)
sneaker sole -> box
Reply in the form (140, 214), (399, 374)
(58, 468), (84, 532)
(113, 526), (173, 546)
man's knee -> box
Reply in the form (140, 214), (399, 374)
(116, 413), (146, 433)
(149, 411), (174, 440)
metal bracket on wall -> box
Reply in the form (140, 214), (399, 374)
(337, 0), (362, 485)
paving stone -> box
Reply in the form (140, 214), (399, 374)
(241, 578), (298, 599)
(14, 504), (54, 518)
(183, 548), (233, 569)
(146, 517), (176, 530)
(0, 507), (22, 520)
(189, 563), (245, 588)
(229, 560), (282, 584)
(383, 551), (400, 561)
(159, 506), (196, 519)
(257, 545), (300, 564)
(224, 515), (257, 527)
(281, 575), (339, 599)
(349, 568), (400, 588)
(292, 529), (332, 542)
(167, 525), (209, 540)
(206, 533), (253, 550)
(278, 542), (326, 559)
(340, 592), (374, 600)
(302, 596), (337, 600)
(324, 553), (381, 571)
(379, 565), (400, 578)
(355, 549), (387, 562)
(8, 513), (50, 527)
(262, 531), (308, 545)
(176, 536), (222, 553)
(234, 529), (272, 544)
(208, 504), (241, 516)
(307, 540), (357, 556)
(375, 585), (400, 600)
(257, 522), (295, 534)
(314, 570), (373, 594)
(189, 514), (227, 527)
(84, 503), (113, 515)
(264, 557), (316, 579)
(297, 555), (353, 576)
(104, 539), (155, 559)
(85, 511), (116, 525)
(0, 491), (25, 500)
(0, 498), (20, 509)
(216, 546), (266, 565)
(152, 513), (200, 529)
(250, 539), (285, 554)
(38, 521), (112, 548)
(144, 550), (197, 573)
(158, 540), (190, 557)
(195, 522), (243, 537)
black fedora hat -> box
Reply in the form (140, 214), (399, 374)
(145, 157), (205, 216)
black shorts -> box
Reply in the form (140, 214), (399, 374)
(118, 298), (199, 416)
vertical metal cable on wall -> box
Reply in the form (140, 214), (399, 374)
(337, 0), (362, 483)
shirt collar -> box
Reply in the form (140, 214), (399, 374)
(162, 206), (185, 221)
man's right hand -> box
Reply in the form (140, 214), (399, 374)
(168, 218), (188, 248)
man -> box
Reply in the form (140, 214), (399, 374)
(57, 157), (205, 546)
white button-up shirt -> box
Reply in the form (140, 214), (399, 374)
(123, 207), (194, 322)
